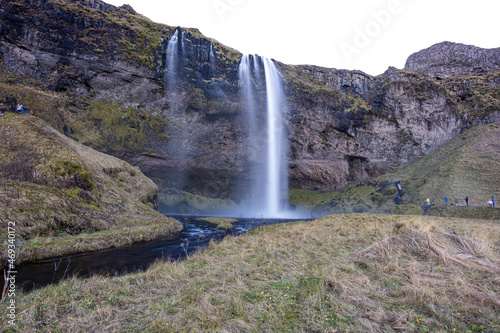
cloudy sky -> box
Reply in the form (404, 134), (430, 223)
(105, 0), (499, 75)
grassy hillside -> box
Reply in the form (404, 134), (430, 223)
(5, 214), (499, 332)
(290, 122), (500, 219)
(0, 114), (181, 264)
(388, 122), (500, 206)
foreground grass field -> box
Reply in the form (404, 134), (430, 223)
(3, 214), (500, 332)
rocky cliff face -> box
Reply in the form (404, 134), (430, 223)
(281, 65), (464, 190)
(0, 0), (161, 100)
(1, 0), (498, 206)
(405, 41), (500, 79)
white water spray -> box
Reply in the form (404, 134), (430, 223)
(263, 57), (287, 217)
(239, 55), (289, 218)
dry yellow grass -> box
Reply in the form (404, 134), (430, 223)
(3, 214), (499, 332)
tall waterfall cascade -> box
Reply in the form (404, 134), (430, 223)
(163, 28), (189, 190)
(238, 54), (289, 218)
(165, 29), (180, 90)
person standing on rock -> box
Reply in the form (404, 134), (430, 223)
(444, 196), (448, 205)
(395, 181), (403, 197)
(465, 197), (469, 206)
(493, 196), (496, 207)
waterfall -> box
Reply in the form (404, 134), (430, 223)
(239, 54), (289, 218)
(263, 57), (288, 217)
(238, 55), (258, 141)
(166, 29), (179, 90)
(209, 42), (217, 76)
(209, 43), (216, 65)
(164, 28), (188, 191)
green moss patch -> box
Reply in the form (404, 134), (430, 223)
(195, 217), (237, 230)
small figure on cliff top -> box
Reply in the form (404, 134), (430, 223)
(492, 196), (496, 207)
(466, 197), (469, 206)
(425, 198), (431, 206)
(444, 196), (448, 205)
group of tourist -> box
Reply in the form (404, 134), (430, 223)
(442, 196), (496, 207)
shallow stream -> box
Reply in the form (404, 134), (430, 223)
(15, 215), (299, 292)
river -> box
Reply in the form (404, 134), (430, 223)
(15, 215), (300, 292)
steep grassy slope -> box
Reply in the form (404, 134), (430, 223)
(5, 214), (499, 332)
(389, 122), (500, 206)
(290, 121), (500, 219)
(0, 114), (182, 264)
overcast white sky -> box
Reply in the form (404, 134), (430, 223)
(105, 0), (499, 76)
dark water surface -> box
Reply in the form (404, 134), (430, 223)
(15, 215), (299, 292)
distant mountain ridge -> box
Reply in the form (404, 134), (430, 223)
(405, 41), (500, 79)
